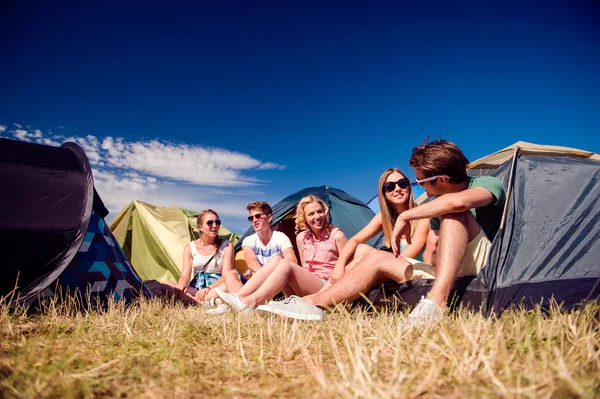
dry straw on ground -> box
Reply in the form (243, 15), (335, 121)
(0, 294), (599, 398)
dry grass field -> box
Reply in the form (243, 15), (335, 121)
(1, 295), (599, 398)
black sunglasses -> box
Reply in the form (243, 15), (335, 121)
(205, 219), (222, 227)
(247, 213), (267, 222)
(383, 178), (410, 193)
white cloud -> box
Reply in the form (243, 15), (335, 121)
(14, 129), (29, 141)
(3, 123), (287, 234)
(258, 162), (280, 170)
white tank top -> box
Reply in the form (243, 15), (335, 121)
(189, 240), (228, 276)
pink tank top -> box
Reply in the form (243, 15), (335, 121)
(299, 227), (341, 280)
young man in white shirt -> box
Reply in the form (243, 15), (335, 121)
(241, 201), (297, 273)
(208, 202), (298, 314)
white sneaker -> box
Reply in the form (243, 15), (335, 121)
(256, 296), (325, 321)
(213, 287), (252, 312)
(203, 297), (224, 309)
(406, 296), (444, 327)
(206, 303), (230, 315)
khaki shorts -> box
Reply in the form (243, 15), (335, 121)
(405, 229), (491, 280)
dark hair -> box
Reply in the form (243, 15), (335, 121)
(197, 209), (223, 249)
(409, 139), (469, 183)
(246, 201), (273, 215)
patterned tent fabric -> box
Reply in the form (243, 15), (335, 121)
(58, 211), (152, 302)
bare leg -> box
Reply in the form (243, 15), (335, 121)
(234, 256), (284, 296)
(217, 270), (245, 294)
(303, 251), (413, 307)
(344, 244), (377, 271)
(240, 260), (323, 307)
(426, 211), (481, 307)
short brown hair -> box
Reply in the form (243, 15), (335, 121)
(409, 139), (469, 183)
(246, 201), (272, 215)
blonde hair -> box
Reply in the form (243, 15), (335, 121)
(294, 195), (330, 235)
(196, 209), (223, 249)
(378, 168), (417, 247)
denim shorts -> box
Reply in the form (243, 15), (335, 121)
(190, 272), (221, 290)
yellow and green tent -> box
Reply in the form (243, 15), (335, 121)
(109, 200), (239, 282)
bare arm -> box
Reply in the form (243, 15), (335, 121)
(398, 187), (495, 222)
(282, 247), (298, 264)
(243, 246), (263, 273)
(399, 218), (429, 259)
(296, 234), (306, 268)
(422, 229), (439, 264)
(178, 244), (193, 291)
(206, 242), (234, 289)
(392, 187), (495, 255)
(334, 229), (348, 256)
(334, 213), (383, 270)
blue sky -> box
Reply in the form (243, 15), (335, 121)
(1, 1), (599, 234)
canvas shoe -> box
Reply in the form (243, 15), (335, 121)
(406, 296), (444, 327)
(206, 303), (230, 315)
(256, 296), (325, 321)
(213, 287), (252, 312)
(203, 297), (224, 309)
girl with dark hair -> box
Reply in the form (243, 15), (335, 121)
(162, 209), (235, 303)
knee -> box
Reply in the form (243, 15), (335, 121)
(226, 269), (240, 279)
(265, 255), (283, 267)
(355, 244), (374, 259)
(440, 211), (480, 239)
(278, 260), (295, 272)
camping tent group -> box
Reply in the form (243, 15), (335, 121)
(1, 137), (599, 314)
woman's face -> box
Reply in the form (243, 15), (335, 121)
(200, 213), (220, 240)
(304, 201), (326, 232)
(384, 171), (410, 206)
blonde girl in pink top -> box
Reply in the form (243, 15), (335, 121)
(214, 195), (347, 311)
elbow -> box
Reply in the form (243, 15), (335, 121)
(347, 237), (361, 248)
(447, 198), (469, 213)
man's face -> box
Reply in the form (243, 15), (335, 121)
(248, 209), (272, 233)
(414, 167), (445, 197)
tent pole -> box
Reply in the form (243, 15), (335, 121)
(499, 145), (521, 231)
(365, 193), (378, 206)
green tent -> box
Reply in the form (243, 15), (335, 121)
(109, 200), (239, 282)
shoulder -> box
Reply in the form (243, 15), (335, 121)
(331, 226), (345, 238)
(272, 231), (292, 243)
(373, 212), (383, 223)
(332, 228), (346, 243)
(242, 234), (257, 247)
(297, 229), (309, 239)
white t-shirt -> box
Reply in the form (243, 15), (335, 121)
(189, 239), (229, 276)
(241, 231), (293, 266)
